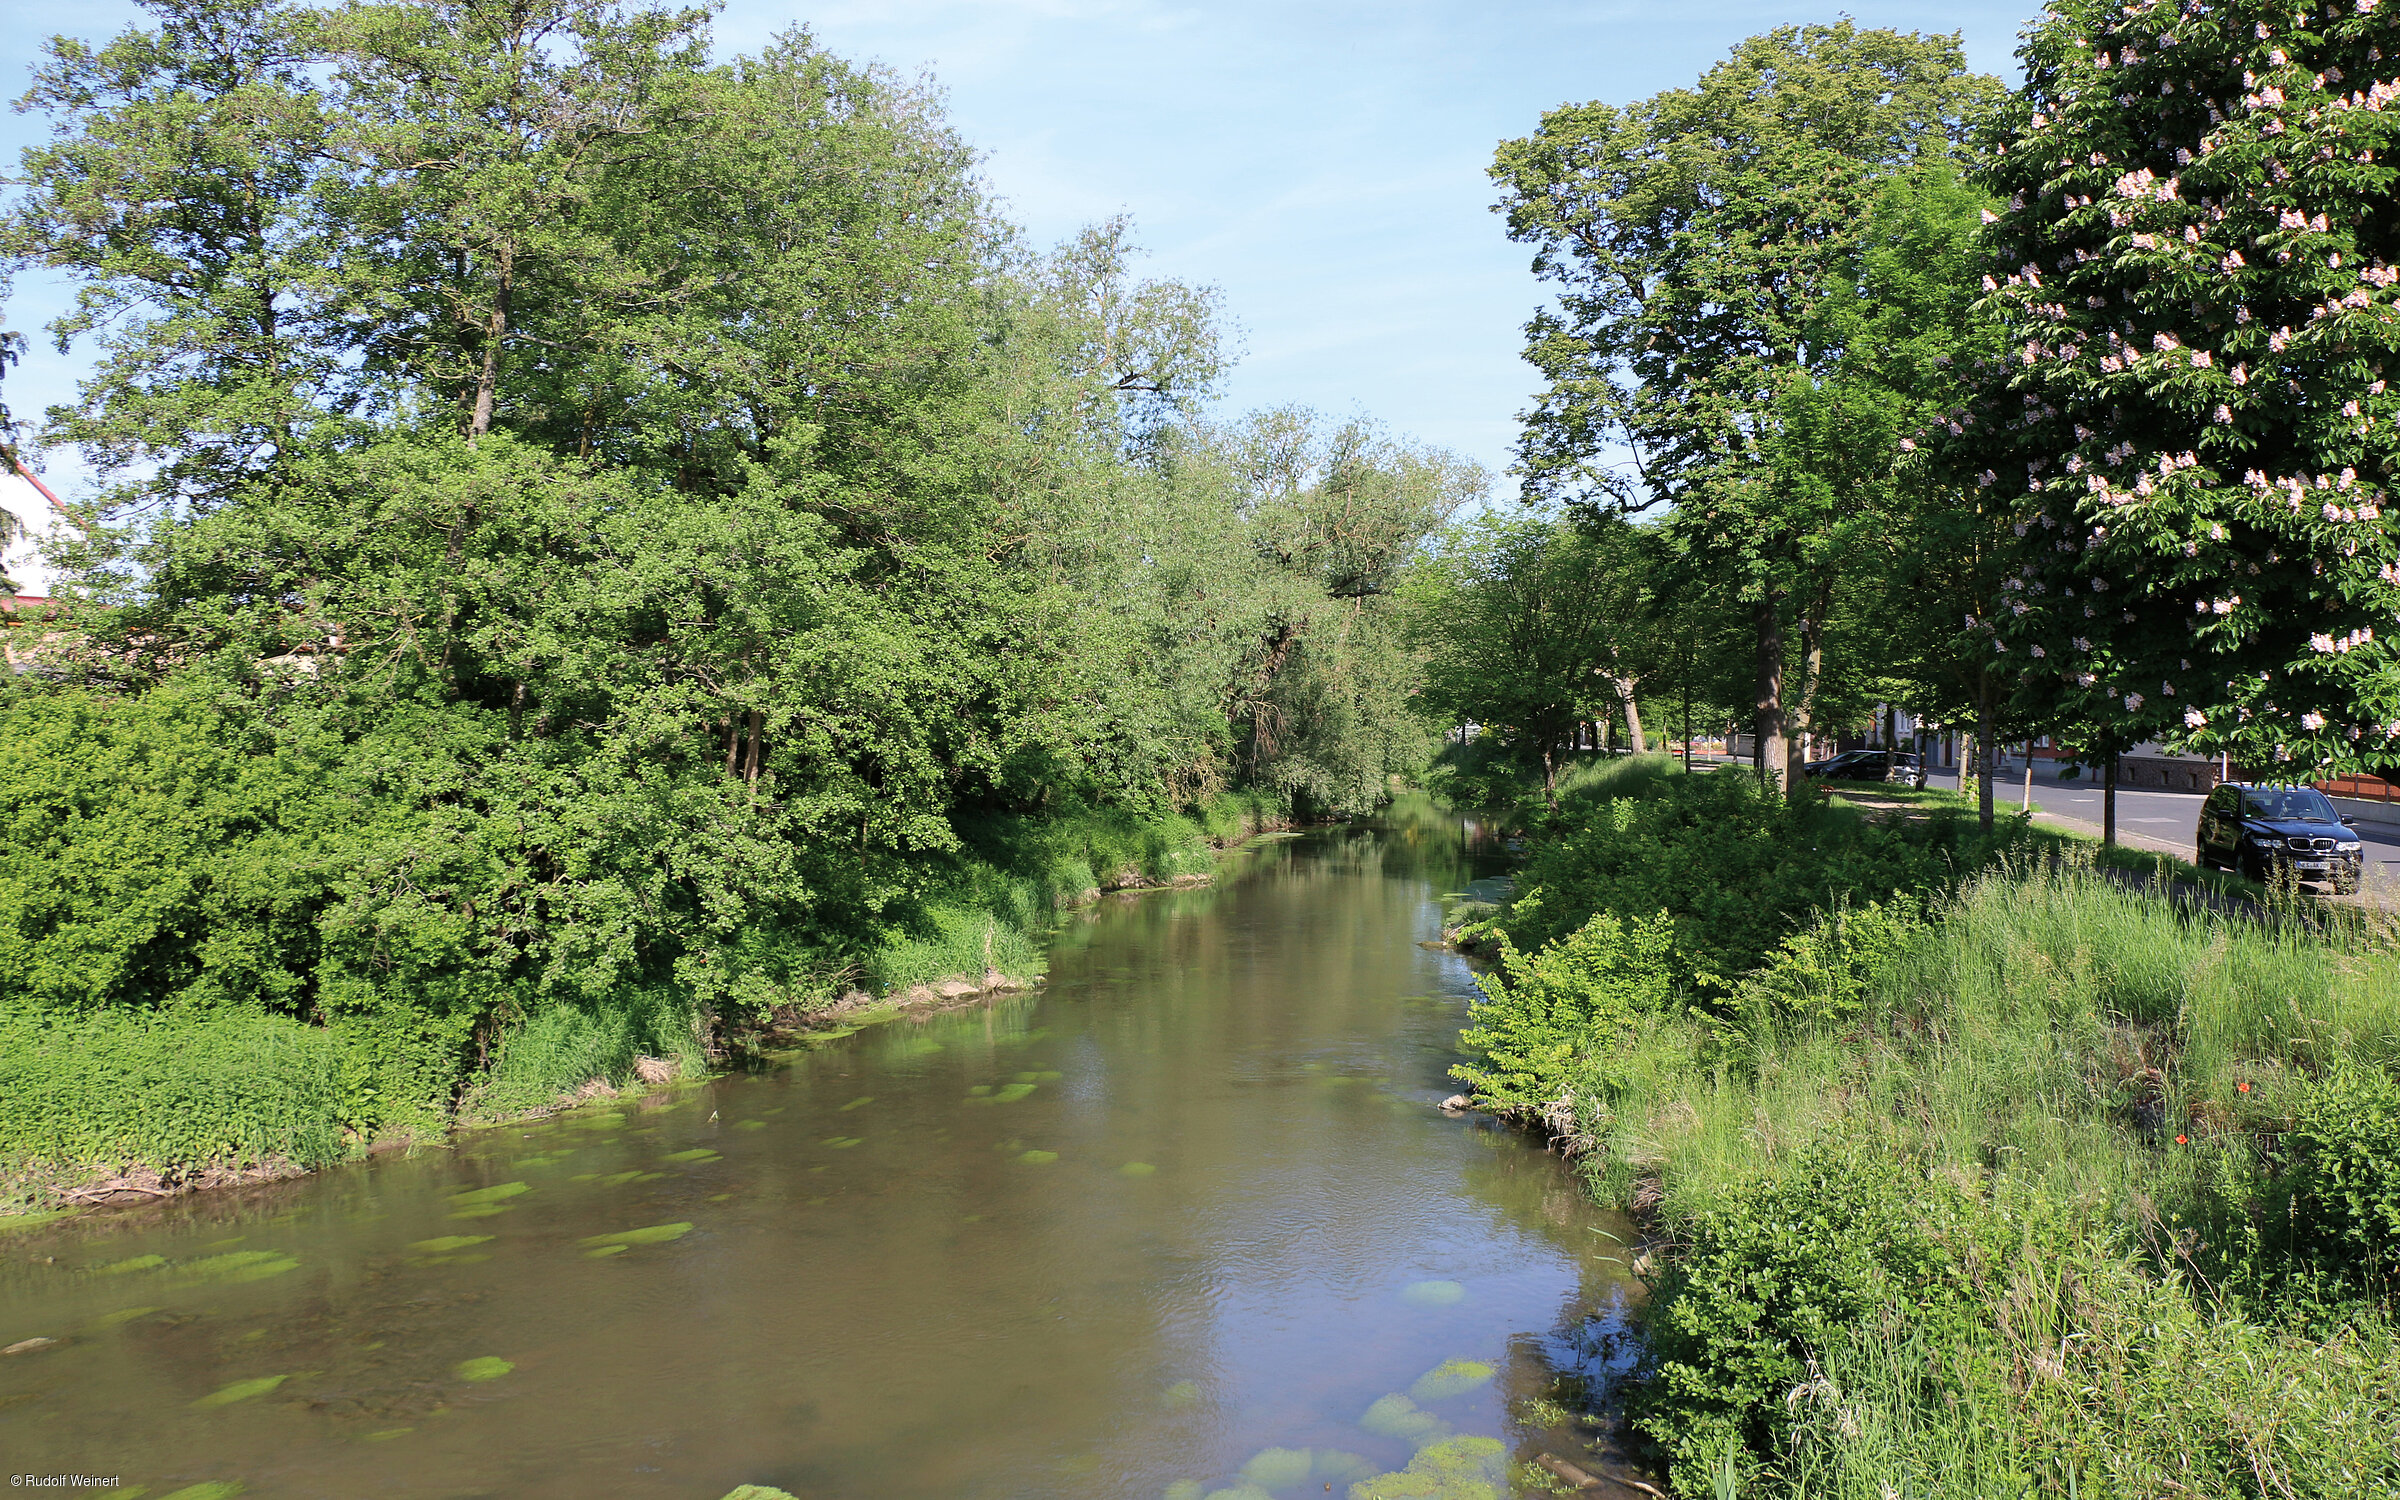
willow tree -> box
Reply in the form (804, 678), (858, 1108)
(1491, 23), (2001, 786)
(1955, 0), (2400, 777)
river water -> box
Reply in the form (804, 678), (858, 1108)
(0, 808), (1639, 1499)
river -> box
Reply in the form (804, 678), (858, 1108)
(0, 805), (1640, 1499)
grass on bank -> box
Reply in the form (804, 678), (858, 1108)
(1452, 772), (2400, 1498)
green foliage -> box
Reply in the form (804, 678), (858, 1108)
(1496, 770), (2008, 996)
(2286, 1066), (2400, 1288)
(1637, 1151), (1990, 1493)
(1454, 912), (1673, 1115)
(0, 1), (1465, 1191)
(0, 1008), (344, 1189)
(1402, 510), (1659, 801)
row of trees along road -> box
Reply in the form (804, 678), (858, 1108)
(1450, 5), (2400, 833)
(0, 0), (1480, 1127)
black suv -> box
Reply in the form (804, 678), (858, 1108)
(2196, 783), (2365, 892)
(1801, 749), (1924, 783)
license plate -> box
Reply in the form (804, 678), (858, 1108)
(2293, 860), (2330, 871)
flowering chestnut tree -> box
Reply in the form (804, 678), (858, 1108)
(1953, 0), (2400, 774)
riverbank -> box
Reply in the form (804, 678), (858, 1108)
(0, 793), (1300, 1216)
(1447, 758), (2400, 1497)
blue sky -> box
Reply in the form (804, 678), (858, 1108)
(5, 0), (2045, 497)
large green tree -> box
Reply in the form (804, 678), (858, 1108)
(1956, 0), (2400, 777)
(1492, 23), (2001, 786)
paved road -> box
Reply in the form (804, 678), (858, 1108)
(1919, 763), (2400, 887)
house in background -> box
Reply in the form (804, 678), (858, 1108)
(3, 459), (73, 604)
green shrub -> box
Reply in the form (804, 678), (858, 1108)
(0, 1009), (345, 1190)
(2286, 1065), (2400, 1286)
(1453, 910), (1675, 1115)
(1638, 1150), (1991, 1493)
(1498, 771), (2013, 1001)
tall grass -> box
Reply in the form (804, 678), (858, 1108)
(1562, 862), (2400, 1496)
(1582, 863), (2399, 1222)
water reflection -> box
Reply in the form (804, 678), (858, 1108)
(0, 811), (1637, 1499)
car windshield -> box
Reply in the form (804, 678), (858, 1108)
(2242, 789), (2340, 823)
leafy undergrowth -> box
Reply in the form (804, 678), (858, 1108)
(1452, 773), (2400, 1497)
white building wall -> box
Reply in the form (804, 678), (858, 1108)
(1, 466), (72, 597)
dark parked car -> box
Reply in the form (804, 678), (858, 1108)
(2196, 783), (2364, 892)
(1801, 749), (1923, 783)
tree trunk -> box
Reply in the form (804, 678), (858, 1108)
(467, 244), (514, 443)
(1542, 741), (1559, 810)
(1682, 680), (1693, 774)
(1613, 678), (1647, 754)
(1975, 672), (1996, 833)
(1753, 592), (1786, 788)
(1790, 582), (1829, 780)
(2022, 742), (2034, 813)
(2103, 745), (2118, 847)
(744, 709), (764, 785)
(1882, 704), (1899, 781)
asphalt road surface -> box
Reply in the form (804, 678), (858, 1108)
(1919, 762), (2400, 888)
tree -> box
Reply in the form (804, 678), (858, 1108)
(1403, 511), (1654, 805)
(1957, 0), (2400, 780)
(3, 0), (338, 521)
(1491, 23), (2002, 787)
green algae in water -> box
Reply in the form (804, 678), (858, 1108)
(1017, 1149), (1058, 1164)
(588, 1170), (644, 1187)
(720, 1488), (800, 1500)
(1015, 1070), (1062, 1082)
(1347, 1435), (1507, 1500)
(733, 1119), (768, 1131)
(1199, 1487), (1271, 1500)
(1161, 1379), (1203, 1409)
(1400, 1279), (1467, 1308)
(159, 1485), (246, 1500)
(95, 1305), (163, 1328)
(839, 1095), (875, 1111)
(456, 1356), (514, 1382)
(660, 1149), (719, 1163)
(584, 1244), (629, 1259)
(449, 1182), (530, 1206)
(362, 1428), (413, 1442)
(408, 1236), (493, 1255)
(447, 1205), (514, 1220)
(181, 1251), (298, 1283)
(0, 1208), (80, 1236)
(822, 1136), (863, 1149)
(580, 1222), (693, 1249)
(967, 1084), (992, 1097)
(191, 1374), (291, 1409)
(1358, 1393), (1448, 1444)
(1407, 1359), (1495, 1403)
(1118, 1161), (1158, 1177)
(1239, 1447), (1313, 1488)
(1163, 1485), (1205, 1500)
(92, 1254), (167, 1275)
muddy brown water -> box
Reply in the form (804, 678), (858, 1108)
(0, 807), (1641, 1499)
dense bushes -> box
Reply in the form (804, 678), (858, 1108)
(0, 679), (1290, 1197)
(1491, 771), (2016, 997)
